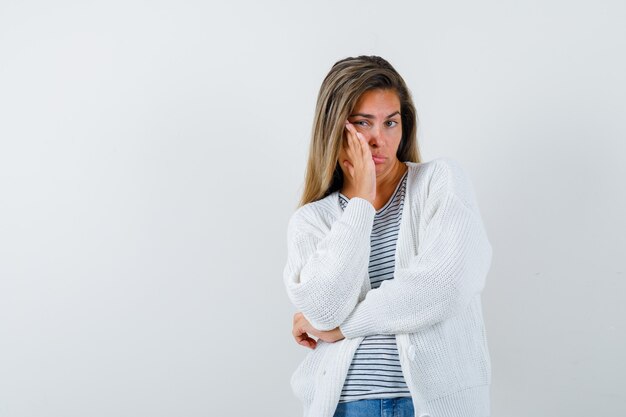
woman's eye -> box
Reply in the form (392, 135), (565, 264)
(354, 120), (368, 127)
(386, 120), (398, 127)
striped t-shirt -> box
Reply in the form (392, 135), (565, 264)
(337, 170), (412, 403)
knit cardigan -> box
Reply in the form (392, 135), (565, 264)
(283, 157), (493, 417)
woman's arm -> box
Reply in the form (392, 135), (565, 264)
(283, 197), (375, 331)
(339, 189), (493, 338)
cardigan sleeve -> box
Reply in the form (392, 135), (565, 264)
(283, 197), (376, 331)
(338, 188), (493, 338)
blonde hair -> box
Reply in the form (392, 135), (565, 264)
(298, 55), (422, 208)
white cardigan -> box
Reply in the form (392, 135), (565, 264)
(283, 157), (493, 417)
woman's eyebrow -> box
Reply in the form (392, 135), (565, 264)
(349, 111), (400, 119)
(349, 113), (374, 118)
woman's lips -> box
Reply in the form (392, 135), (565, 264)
(372, 155), (386, 164)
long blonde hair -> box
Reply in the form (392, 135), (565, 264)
(298, 56), (421, 208)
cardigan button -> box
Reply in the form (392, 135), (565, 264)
(408, 345), (416, 360)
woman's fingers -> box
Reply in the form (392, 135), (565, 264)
(292, 312), (317, 349)
(344, 123), (356, 152)
(343, 123), (357, 178)
(355, 131), (370, 159)
(345, 122), (370, 160)
(344, 123), (361, 162)
(298, 334), (317, 349)
(293, 326), (315, 348)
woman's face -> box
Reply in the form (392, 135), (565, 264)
(339, 88), (403, 178)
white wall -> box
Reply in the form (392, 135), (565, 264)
(1, 1), (624, 416)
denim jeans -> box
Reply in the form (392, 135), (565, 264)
(333, 397), (415, 417)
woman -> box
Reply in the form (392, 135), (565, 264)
(283, 56), (493, 417)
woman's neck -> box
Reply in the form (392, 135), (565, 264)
(374, 159), (407, 195)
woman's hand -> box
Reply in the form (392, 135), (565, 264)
(341, 122), (376, 204)
(292, 312), (345, 349)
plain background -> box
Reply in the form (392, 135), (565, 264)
(1, 1), (625, 416)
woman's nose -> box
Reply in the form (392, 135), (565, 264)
(367, 126), (382, 147)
